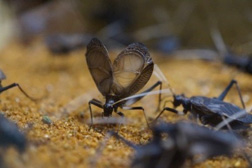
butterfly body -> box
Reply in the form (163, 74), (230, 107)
(103, 95), (118, 117)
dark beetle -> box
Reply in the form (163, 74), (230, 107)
(85, 38), (162, 127)
(155, 79), (252, 129)
(45, 34), (92, 54)
(222, 53), (252, 74)
(211, 27), (252, 74)
(159, 29), (252, 75)
(0, 69), (40, 101)
(0, 114), (27, 152)
(109, 122), (242, 168)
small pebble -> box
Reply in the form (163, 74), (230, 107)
(42, 115), (53, 125)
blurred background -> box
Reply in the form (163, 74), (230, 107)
(0, 0), (252, 55)
(0, 1), (252, 168)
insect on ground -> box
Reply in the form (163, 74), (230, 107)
(0, 114), (27, 167)
(45, 34), (92, 54)
(0, 68), (42, 101)
(0, 114), (27, 152)
(85, 38), (162, 128)
(154, 79), (252, 130)
(211, 27), (252, 75)
(93, 121), (243, 168)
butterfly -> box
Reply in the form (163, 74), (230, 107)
(85, 38), (162, 126)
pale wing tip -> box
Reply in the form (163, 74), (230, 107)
(127, 42), (148, 51)
(126, 42), (151, 61)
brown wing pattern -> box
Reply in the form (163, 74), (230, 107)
(112, 42), (153, 97)
(85, 38), (113, 96)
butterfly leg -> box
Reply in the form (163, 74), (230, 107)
(123, 106), (149, 127)
(88, 99), (103, 129)
(114, 111), (124, 132)
(124, 81), (163, 112)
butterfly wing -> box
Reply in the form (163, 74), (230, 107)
(112, 42), (153, 98)
(85, 38), (113, 96)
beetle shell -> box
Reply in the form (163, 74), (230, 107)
(190, 96), (252, 126)
(0, 114), (27, 151)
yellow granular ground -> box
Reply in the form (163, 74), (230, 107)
(0, 41), (251, 168)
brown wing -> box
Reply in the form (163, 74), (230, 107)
(85, 38), (113, 96)
(112, 42), (153, 98)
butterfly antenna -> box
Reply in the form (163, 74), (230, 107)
(154, 64), (175, 96)
(112, 89), (173, 106)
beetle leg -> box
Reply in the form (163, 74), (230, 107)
(122, 106), (150, 127)
(88, 99), (103, 129)
(162, 100), (174, 111)
(124, 81), (163, 111)
(115, 111), (124, 117)
(153, 107), (181, 124)
(0, 83), (40, 101)
(217, 79), (245, 109)
(156, 81), (162, 111)
(0, 83), (16, 93)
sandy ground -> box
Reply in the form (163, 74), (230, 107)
(0, 41), (251, 168)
